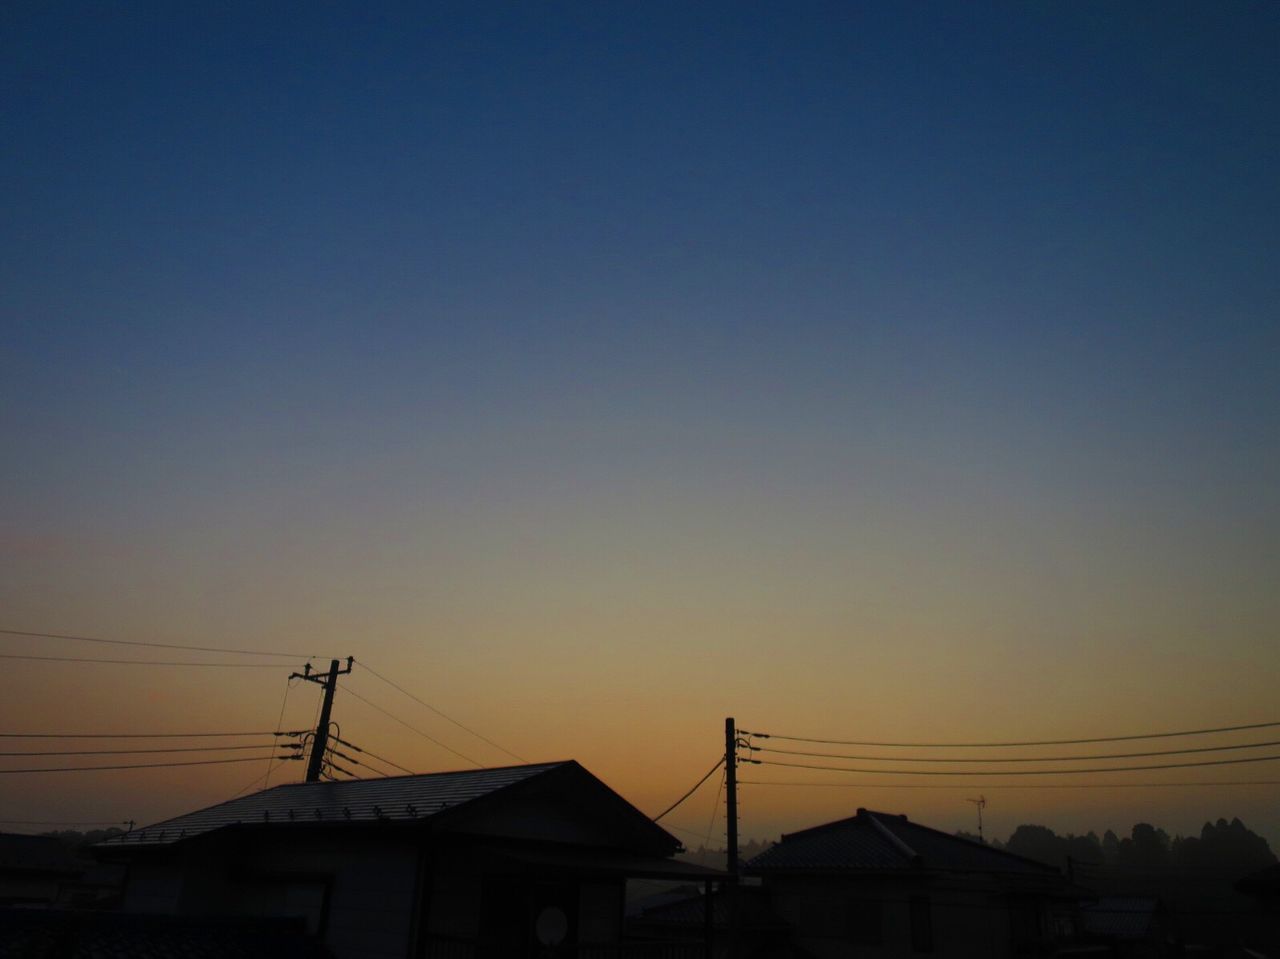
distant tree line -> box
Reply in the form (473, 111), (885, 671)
(956, 818), (1276, 877)
(39, 828), (126, 860)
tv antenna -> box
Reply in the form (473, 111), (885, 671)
(966, 795), (987, 842)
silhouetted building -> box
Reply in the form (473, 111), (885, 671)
(0, 832), (84, 906)
(744, 808), (1081, 957)
(97, 761), (720, 959)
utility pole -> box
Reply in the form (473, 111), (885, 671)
(293, 657), (353, 783)
(724, 717), (742, 959)
(725, 717), (739, 875)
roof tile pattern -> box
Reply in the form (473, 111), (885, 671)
(100, 762), (566, 848)
(748, 809), (1057, 875)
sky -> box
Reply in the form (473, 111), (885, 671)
(2, 2), (1278, 850)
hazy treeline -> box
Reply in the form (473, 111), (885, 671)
(956, 817), (1276, 876)
(38, 828), (126, 860)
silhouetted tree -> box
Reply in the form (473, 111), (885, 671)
(40, 828), (125, 860)
(1006, 824), (1063, 868)
(1173, 818), (1276, 875)
(1118, 823), (1171, 869)
(1102, 829), (1120, 864)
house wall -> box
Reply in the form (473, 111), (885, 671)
(422, 844), (625, 952)
(118, 835), (420, 959)
(0, 874), (65, 904)
(765, 875), (1038, 959)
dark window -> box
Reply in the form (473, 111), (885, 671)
(846, 898), (883, 945)
(909, 896), (933, 953)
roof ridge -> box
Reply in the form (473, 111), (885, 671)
(100, 761), (575, 845)
(865, 811), (920, 863)
(893, 816), (1059, 873)
(268, 759), (567, 788)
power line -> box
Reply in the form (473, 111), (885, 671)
(743, 720), (1280, 748)
(703, 766), (726, 851)
(754, 739), (1280, 764)
(0, 754), (302, 774)
(0, 743), (296, 757)
(654, 756), (726, 822)
(355, 659), (527, 763)
(332, 736), (415, 776)
(0, 819), (132, 827)
(0, 627), (315, 659)
(342, 686), (483, 769)
(0, 653), (288, 667)
(740, 779), (1280, 789)
(752, 754), (1280, 776)
(264, 676), (297, 789)
(0, 731), (301, 739)
(228, 767), (276, 799)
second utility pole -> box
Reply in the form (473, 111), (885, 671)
(293, 657), (354, 782)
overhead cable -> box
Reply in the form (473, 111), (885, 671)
(753, 754), (1280, 776)
(342, 686), (483, 768)
(0, 730), (303, 739)
(0, 743), (296, 757)
(0, 754), (301, 774)
(0, 819), (132, 826)
(355, 660), (527, 763)
(0, 653), (288, 667)
(0, 626), (315, 659)
(755, 739), (1280, 764)
(653, 756), (726, 822)
(741, 779), (1280, 789)
(332, 736), (415, 776)
(742, 720), (1280, 748)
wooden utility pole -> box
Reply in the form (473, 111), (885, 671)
(725, 717), (740, 959)
(725, 717), (739, 874)
(293, 657), (353, 782)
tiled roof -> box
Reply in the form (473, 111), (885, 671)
(100, 762), (568, 848)
(747, 809), (1058, 876)
(1079, 897), (1158, 939)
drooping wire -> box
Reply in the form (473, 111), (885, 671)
(653, 756), (726, 822)
(703, 766), (726, 852)
(0, 627), (315, 659)
(228, 767), (275, 799)
(264, 676), (297, 789)
(742, 720), (1280, 748)
(753, 739), (1280, 764)
(342, 686), (483, 768)
(354, 660), (527, 763)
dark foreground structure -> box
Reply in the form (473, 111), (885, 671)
(91, 760), (721, 959)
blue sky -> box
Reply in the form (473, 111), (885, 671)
(2, 2), (1278, 840)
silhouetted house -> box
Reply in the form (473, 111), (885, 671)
(0, 832), (84, 906)
(97, 761), (720, 959)
(1237, 862), (1280, 908)
(744, 809), (1081, 957)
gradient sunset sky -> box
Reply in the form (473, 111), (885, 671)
(2, 2), (1278, 848)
